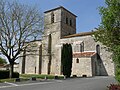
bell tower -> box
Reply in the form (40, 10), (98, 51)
(42, 6), (77, 75)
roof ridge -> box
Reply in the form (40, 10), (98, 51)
(63, 31), (94, 38)
(44, 6), (77, 17)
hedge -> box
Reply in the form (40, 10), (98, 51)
(0, 70), (19, 79)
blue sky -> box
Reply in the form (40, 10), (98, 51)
(10, 0), (105, 33)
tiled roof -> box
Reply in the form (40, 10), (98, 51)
(73, 52), (96, 58)
(64, 31), (94, 38)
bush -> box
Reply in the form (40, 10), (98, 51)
(12, 72), (19, 78)
(115, 66), (120, 82)
(0, 70), (19, 79)
(20, 74), (64, 79)
(108, 84), (120, 90)
(0, 70), (9, 79)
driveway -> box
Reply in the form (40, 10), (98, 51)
(0, 76), (117, 90)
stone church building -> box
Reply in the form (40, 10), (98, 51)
(19, 6), (115, 77)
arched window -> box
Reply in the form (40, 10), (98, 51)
(96, 44), (100, 55)
(51, 13), (54, 23)
(80, 42), (84, 52)
(66, 17), (68, 24)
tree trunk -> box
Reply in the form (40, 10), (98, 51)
(9, 63), (14, 78)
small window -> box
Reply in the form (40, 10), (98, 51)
(51, 13), (54, 23)
(66, 17), (68, 24)
(76, 58), (79, 63)
(70, 19), (72, 26)
(96, 44), (100, 55)
(80, 42), (84, 52)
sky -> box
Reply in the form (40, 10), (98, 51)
(1, 0), (106, 62)
(9, 0), (106, 33)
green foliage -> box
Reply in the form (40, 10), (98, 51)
(114, 46), (120, 82)
(94, 0), (120, 48)
(20, 74), (64, 79)
(0, 70), (19, 79)
(115, 66), (120, 83)
(0, 78), (15, 83)
(0, 57), (7, 64)
(112, 45), (120, 63)
(61, 44), (72, 77)
(93, 0), (120, 82)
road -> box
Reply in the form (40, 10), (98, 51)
(0, 76), (117, 90)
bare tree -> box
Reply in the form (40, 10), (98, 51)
(0, 0), (43, 78)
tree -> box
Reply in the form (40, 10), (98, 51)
(61, 44), (72, 77)
(0, 1), (43, 78)
(94, 0), (120, 47)
(0, 57), (7, 64)
(93, 0), (120, 81)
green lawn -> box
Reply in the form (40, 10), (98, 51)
(20, 74), (64, 79)
(0, 78), (29, 83)
(0, 74), (64, 83)
(0, 78), (15, 83)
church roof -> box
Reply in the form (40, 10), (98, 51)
(64, 31), (94, 38)
(44, 6), (77, 17)
(73, 52), (96, 58)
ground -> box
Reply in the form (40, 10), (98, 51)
(0, 76), (117, 90)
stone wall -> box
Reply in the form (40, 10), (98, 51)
(72, 57), (92, 77)
(58, 35), (115, 76)
(42, 8), (62, 75)
(42, 7), (76, 75)
(19, 41), (42, 74)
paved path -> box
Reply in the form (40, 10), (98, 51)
(0, 76), (117, 90)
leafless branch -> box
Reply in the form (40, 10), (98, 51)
(0, 0), (43, 63)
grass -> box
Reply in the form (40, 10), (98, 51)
(20, 74), (64, 79)
(0, 78), (29, 83)
(0, 78), (15, 83)
(0, 74), (64, 83)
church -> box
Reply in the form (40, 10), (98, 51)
(19, 6), (115, 77)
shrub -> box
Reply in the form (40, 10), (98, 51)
(20, 74), (64, 79)
(115, 66), (120, 82)
(0, 70), (19, 79)
(108, 84), (120, 90)
(0, 70), (9, 79)
(12, 72), (19, 78)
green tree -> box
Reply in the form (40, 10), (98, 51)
(61, 44), (72, 77)
(0, 1), (43, 78)
(93, 0), (120, 81)
(0, 57), (7, 64)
